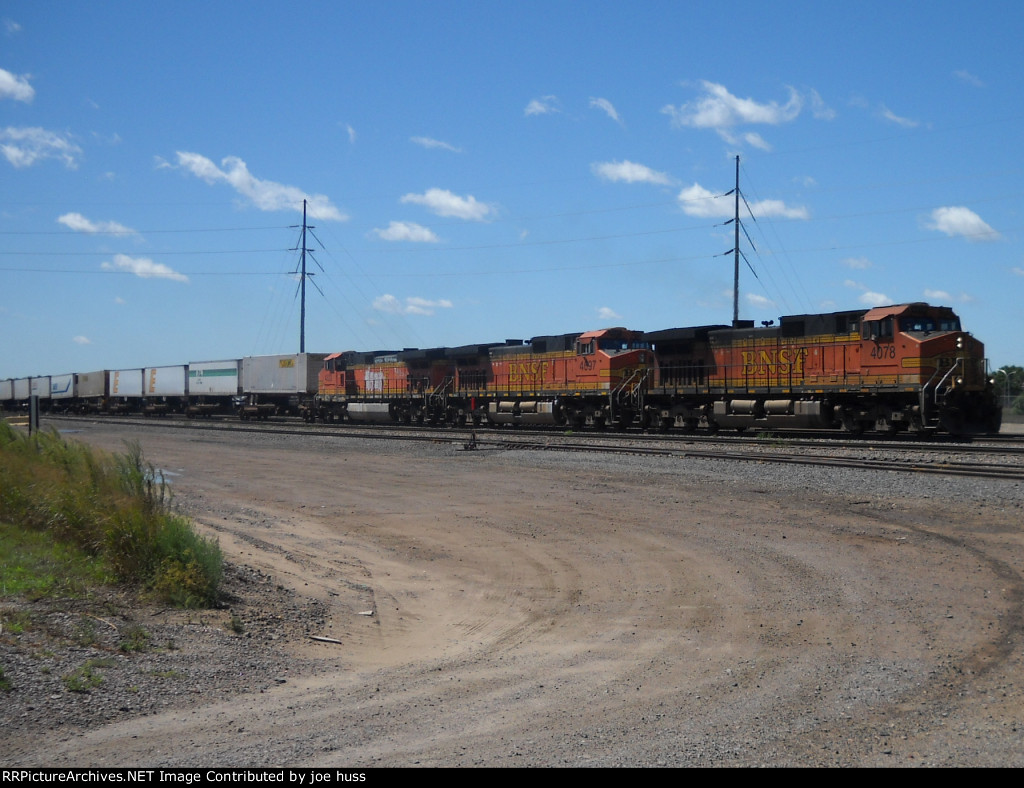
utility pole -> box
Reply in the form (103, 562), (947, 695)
(733, 154), (741, 327)
(298, 199), (310, 353)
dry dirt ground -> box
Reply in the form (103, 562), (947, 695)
(3, 421), (1024, 767)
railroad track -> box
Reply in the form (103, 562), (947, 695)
(38, 413), (1024, 483)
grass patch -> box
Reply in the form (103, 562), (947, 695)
(62, 657), (114, 693)
(118, 624), (151, 653)
(0, 421), (222, 607)
(0, 665), (11, 691)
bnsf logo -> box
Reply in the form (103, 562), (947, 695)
(740, 348), (807, 377)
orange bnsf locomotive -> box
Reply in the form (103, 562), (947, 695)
(310, 302), (1000, 436)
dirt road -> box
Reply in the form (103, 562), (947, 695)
(5, 422), (1023, 766)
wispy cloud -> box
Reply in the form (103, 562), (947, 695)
(411, 136), (462, 153)
(58, 212), (137, 237)
(172, 151), (348, 221)
(372, 221), (439, 243)
(72, 335), (91, 345)
(589, 97), (622, 124)
(954, 69), (985, 88)
(880, 105), (918, 128)
(924, 288), (952, 302)
(0, 68), (33, 102)
(597, 306), (621, 321)
(101, 254), (188, 283)
(344, 124), (356, 144)
(3, 19), (22, 36)
(844, 279), (890, 307)
(372, 294), (453, 316)
(746, 293), (776, 309)
(1013, 267), (1024, 277)
(591, 160), (672, 186)
(925, 206), (1001, 242)
(524, 95), (560, 116)
(0, 126), (81, 168)
(677, 183), (808, 219)
(400, 188), (495, 221)
(842, 256), (873, 270)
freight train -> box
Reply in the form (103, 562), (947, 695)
(0, 302), (1002, 436)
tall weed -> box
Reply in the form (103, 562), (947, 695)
(0, 422), (221, 607)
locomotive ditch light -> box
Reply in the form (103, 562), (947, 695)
(956, 377), (964, 386)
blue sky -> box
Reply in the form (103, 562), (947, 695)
(2, 1), (1022, 379)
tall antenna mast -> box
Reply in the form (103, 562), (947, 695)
(732, 154), (741, 326)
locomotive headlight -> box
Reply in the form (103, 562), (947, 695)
(956, 336), (964, 349)
(956, 377), (964, 386)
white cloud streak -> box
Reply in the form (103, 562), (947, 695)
(591, 160), (672, 186)
(72, 335), (91, 345)
(677, 183), (808, 220)
(589, 97), (621, 124)
(880, 105), (918, 128)
(58, 212), (137, 237)
(411, 136), (462, 153)
(174, 152), (348, 221)
(400, 188), (495, 221)
(101, 254), (189, 283)
(597, 306), (621, 321)
(0, 68), (33, 101)
(0, 126), (81, 168)
(372, 294), (453, 316)
(925, 206), (1001, 242)
(372, 221), (439, 243)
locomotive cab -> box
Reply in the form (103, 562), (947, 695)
(858, 303), (999, 433)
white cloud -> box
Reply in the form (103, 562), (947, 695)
(114, 296), (126, 304)
(101, 254), (188, 283)
(0, 68), (33, 102)
(743, 132), (772, 151)
(859, 291), (890, 307)
(662, 81), (802, 130)
(345, 124), (356, 144)
(880, 105), (918, 128)
(0, 126), (81, 168)
(746, 293), (776, 309)
(924, 288), (952, 302)
(174, 151), (348, 221)
(925, 206), (1001, 242)
(589, 97), (621, 124)
(58, 212), (137, 237)
(4, 19), (22, 36)
(954, 70), (985, 88)
(845, 279), (890, 307)
(400, 188), (495, 221)
(525, 95), (559, 116)
(72, 335), (91, 345)
(591, 160), (672, 186)
(677, 182), (808, 219)
(842, 257), (873, 270)
(410, 136), (462, 153)
(372, 221), (439, 243)
(372, 294), (453, 316)
(1013, 267), (1024, 277)
(597, 306), (621, 321)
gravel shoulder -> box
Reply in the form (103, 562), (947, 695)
(2, 421), (1023, 767)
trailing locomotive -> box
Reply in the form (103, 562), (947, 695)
(0, 303), (1001, 436)
(306, 303), (999, 436)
